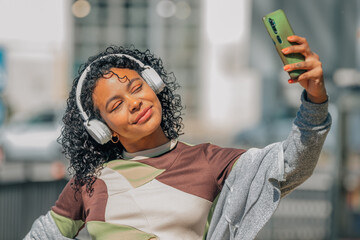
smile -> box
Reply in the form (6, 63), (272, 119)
(134, 107), (153, 124)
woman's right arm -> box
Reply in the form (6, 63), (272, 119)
(24, 179), (85, 240)
(24, 211), (79, 240)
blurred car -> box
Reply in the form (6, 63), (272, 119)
(0, 108), (65, 162)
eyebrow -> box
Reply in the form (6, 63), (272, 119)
(105, 77), (142, 110)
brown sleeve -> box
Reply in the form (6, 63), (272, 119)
(51, 178), (85, 221)
(203, 143), (246, 190)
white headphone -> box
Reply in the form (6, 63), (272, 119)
(75, 53), (165, 145)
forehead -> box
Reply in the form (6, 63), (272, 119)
(92, 68), (142, 107)
(94, 68), (140, 93)
(102, 68), (140, 81)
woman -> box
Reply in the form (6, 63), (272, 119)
(25, 36), (331, 240)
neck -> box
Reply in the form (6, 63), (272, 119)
(120, 127), (170, 153)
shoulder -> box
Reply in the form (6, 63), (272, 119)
(177, 141), (246, 161)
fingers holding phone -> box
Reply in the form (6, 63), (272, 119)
(263, 9), (327, 103)
(281, 36), (313, 58)
(282, 36), (327, 103)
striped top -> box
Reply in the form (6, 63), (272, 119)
(51, 140), (245, 240)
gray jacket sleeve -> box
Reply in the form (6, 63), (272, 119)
(280, 91), (331, 197)
(23, 211), (73, 240)
(206, 90), (331, 240)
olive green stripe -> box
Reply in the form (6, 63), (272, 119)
(87, 221), (158, 240)
(105, 160), (165, 188)
(50, 210), (84, 238)
(108, 160), (154, 171)
(202, 194), (220, 240)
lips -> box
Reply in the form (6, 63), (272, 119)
(133, 107), (152, 124)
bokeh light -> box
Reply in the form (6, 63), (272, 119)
(72, 0), (91, 18)
(156, 0), (176, 18)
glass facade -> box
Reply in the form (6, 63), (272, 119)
(73, 0), (202, 118)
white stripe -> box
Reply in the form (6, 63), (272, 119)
(104, 179), (212, 240)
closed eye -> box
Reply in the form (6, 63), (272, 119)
(131, 83), (142, 94)
(110, 100), (123, 112)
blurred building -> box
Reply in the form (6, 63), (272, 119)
(0, 0), (72, 119)
(72, 0), (203, 119)
(71, 0), (262, 145)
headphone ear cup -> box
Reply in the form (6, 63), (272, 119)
(142, 67), (165, 94)
(83, 119), (112, 145)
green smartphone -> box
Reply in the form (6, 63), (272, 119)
(263, 9), (305, 79)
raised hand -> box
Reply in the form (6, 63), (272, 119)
(282, 35), (328, 103)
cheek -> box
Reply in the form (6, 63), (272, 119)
(154, 96), (163, 118)
(101, 111), (129, 132)
(144, 87), (162, 115)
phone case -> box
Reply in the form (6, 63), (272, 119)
(263, 9), (305, 79)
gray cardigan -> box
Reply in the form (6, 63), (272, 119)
(205, 91), (331, 240)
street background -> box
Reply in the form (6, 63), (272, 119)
(0, 0), (359, 239)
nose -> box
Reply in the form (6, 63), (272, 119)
(127, 95), (142, 113)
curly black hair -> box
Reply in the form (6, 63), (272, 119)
(59, 46), (184, 194)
